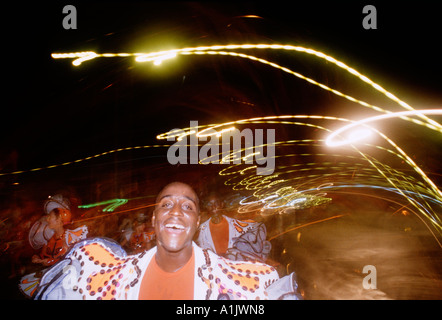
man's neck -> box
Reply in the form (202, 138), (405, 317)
(211, 213), (224, 224)
(155, 244), (194, 273)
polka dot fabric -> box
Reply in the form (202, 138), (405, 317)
(38, 238), (280, 300)
(71, 241), (144, 300)
(198, 248), (278, 300)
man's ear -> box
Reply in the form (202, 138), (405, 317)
(151, 212), (156, 226)
(196, 216), (201, 228)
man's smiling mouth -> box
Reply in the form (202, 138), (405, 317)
(165, 222), (186, 231)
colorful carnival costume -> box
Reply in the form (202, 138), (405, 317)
(19, 225), (88, 298)
(34, 237), (299, 300)
(197, 215), (271, 263)
(19, 194), (88, 298)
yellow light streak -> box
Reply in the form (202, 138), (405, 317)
(157, 113), (441, 204)
(0, 144), (168, 176)
(164, 114), (441, 244)
(51, 44), (442, 133)
(326, 109), (442, 147)
(135, 52), (177, 65)
(5, 42), (440, 245)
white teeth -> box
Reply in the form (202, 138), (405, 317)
(165, 223), (185, 230)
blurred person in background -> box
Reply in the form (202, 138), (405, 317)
(19, 194), (88, 298)
(121, 211), (155, 254)
(197, 193), (272, 263)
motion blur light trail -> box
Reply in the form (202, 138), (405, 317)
(0, 144), (169, 176)
(162, 114), (441, 245)
(51, 44), (442, 133)
(325, 109), (442, 147)
(0, 37), (440, 300)
(3, 43), (435, 178)
(161, 114), (441, 197)
(72, 202), (157, 225)
(6, 43), (442, 246)
(78, 198), (128, 213)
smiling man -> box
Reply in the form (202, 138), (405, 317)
(153, 182), (200, 265)
(35, 182), (298, 300)
(138, 182), (201, 299)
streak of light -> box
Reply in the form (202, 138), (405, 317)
(268, 214), (346, 241)
(235, 15), (264, 19)
(158, 115), (441, 201)
(51, 44), (442, 132)
(135, 51), (177, 65)
(326, 109), (442, 147)
(0, 144), (168, 176)
(73, 202), (158, 224)
(7, 42), (439, 247)
(78, 198), (128, 212)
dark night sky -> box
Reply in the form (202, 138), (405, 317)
(1, 1), (441, 180)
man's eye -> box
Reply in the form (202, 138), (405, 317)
(162, 202), (173, 208)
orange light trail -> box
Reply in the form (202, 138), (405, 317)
(268, 214), (346, 241)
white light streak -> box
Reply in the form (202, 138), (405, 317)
(326, 109), (442, 147)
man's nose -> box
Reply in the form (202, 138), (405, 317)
(169, 203), (184, 216)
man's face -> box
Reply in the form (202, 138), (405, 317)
(47, 211), (63, 229)
(207, 197), (222, 216)
(153, 183), (200, 253)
